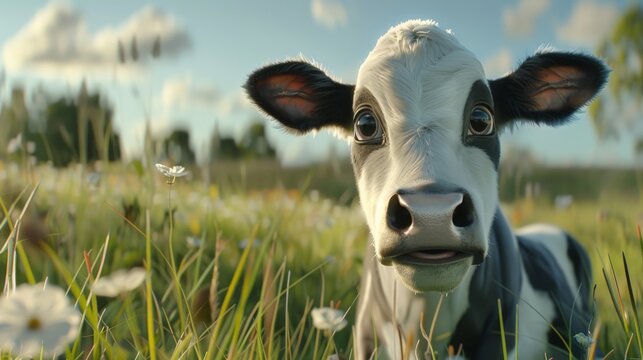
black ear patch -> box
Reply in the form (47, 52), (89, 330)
(489, 52), (608, 128)
(244, 61), (354, 134)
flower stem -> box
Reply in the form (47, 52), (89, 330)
(167, 183), (186, 328)
(145, 210), (157, 360)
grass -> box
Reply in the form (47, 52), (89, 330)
(0, 160), (641, 359)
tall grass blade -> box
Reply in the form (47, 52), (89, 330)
(205, 229), (255, 360)
(145, 210), (157, 360)
(3, 183), (38, 293)
(621, 252), (642, 357)
(210, 236), (221, 323)
(515, 304), (519, 360)
(608, 255), (628, 333)
(497, 299), (508, 360)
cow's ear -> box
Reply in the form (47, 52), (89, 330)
(489, 52), (608, 129)
(244, 61), (354, 136)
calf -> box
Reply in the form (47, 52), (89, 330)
(245, 20), (606, 359)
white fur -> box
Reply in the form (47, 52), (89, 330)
(354, 20), (498, 263)
(352, 20), (500, 358)
(346, 20), (582, 359)
(510, 268), (557, 359)
(354, 21), (496, 290)
(516, 224), (579, 293)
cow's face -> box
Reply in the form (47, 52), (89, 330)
(244, 19), (607, 293)
(350, 22), (497, 291)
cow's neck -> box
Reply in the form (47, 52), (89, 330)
(370, 208), (522, 355)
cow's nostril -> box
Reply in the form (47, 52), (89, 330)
(387, 194), (413, 232)
(452, 193), (474, 227)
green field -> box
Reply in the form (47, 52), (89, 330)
(0, 159), (641, 359)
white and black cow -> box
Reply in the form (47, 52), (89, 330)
(245, 20), (607, 359)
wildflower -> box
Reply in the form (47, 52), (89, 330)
(86, 171), (102, 188)
(311, 307), (347, 332)
(155, 163), (189, 184)
(186, 236), (202, 248)
(6, 133), (22, 154)
(573, 332), (594, 349)
(92, 267), (146, 297)
(0, 284), (81, 358)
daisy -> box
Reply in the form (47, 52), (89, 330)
(155, 163), (189, 184)
(0, 284), (81, 358)
(310, 307), (347, 332)
(92, 267), (146, 298)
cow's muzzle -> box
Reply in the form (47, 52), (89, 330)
(379, 183), (485, 266)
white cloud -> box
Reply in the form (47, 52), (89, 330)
(484, 49), (513, 78)
(556, 2), (619, 47)
(311, 0), (348, 29)
(2, 2), (190, 79)
(162, 77), (219, 109)
(503, 0), (551, 38)
(160, 80), (255, 118)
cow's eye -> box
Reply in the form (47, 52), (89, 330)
(468, 105), (494, 136)
(354, 110), (383, 144)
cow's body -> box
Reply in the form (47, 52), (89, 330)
(245, 19), (606, 359)
(357, 211), (593, 359)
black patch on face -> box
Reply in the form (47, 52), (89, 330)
(517, 235), (592, 358)
(462, 80), (500, 168)
(351, 88), (387, 178)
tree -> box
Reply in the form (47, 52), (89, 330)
(0, 84), (122, 167)
(0, 87), (29, 159)
(162, 128), (196, 164)
(589, 5), (643, 157)
(239, 122), (276, 159)
(45, 99), (79, 166)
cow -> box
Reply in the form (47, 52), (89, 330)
(244, 19), (607, 359)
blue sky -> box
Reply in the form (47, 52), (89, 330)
(0, 0), (637, 166)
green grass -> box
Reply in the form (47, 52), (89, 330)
(0, 160), (641, 359)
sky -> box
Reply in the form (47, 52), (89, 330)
(0, 0), (638, 167)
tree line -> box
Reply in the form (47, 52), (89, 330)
(0, 83), (276, 167)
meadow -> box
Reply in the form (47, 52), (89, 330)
(0, 159), (641, 359)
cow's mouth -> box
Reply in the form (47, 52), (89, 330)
(395, 249), (472, 265)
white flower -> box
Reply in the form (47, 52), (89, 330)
(6, 133), (22, 154)
(155, 163), (189, 178)
(0, 283), (82, 358)
(92, 267), (146, 297)
(311, 307), (347, 332)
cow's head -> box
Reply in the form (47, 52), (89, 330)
(245, 20), (607, 293)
